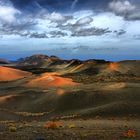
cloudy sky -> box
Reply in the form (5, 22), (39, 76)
(0, 0), (140, 61)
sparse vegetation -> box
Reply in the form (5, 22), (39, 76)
(44, 121), (63, 129)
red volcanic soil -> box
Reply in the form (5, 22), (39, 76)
(0, 66), (32, 81)
(109, 63), (119, 71)
(26, 72), (78, 89)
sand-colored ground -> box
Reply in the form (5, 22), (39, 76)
(0, 66), (31, 81)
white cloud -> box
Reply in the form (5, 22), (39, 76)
(126, 20), (140, 35)
(62, 10), (94, 27)
(0, 5), (21, 23)
(73, 10), (94, 19)
(92, 12), (125, 31)
(109, 0), (135, 15)
(49, 12), (65, 22)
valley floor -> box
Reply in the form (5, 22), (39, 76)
(0, 119), (140, 140)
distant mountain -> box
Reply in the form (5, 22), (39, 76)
(13, 55), (140, 78)
(0, 58), (10, 64)
(17, 54), (108, 66)
(15, 54), (108, 74)
(17, 54), (60, 66)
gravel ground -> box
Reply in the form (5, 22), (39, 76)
(0, 119), (139, 140)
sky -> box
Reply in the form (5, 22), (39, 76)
(0, 0), (140, 61)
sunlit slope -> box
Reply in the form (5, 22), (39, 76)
(26, 72), (78, 89)
(0, 66), (32, 81)
(99, 61), (140, 76)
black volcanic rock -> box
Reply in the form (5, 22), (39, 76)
(85, 59), (110, 64)
(50, 55), (60, 59)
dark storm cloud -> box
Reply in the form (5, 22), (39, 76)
(49, 31), (68, 38)
(108, 0), (140, 21)
(29, 32), (48, 38)
(4, 21), (36, 31)
(114, 29), (126, 36)
(57, 16), (93, 33)
(0, 19), (36, 36)
(125, 12), (140, 20)
(0, 25), (29, 37)
(0, 22), (48, 38)
(71, 28), (111, 37)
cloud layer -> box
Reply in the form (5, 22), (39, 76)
(0, 0), (140, 39)
(0, 0), (140, 60)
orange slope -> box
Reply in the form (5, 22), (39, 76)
(109, 63), (119, 71)
(0, 66), (32, 81)
(26, 72), (78, 89)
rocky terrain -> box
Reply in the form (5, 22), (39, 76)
(0, 54), (140, 140)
